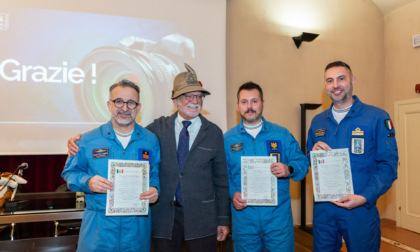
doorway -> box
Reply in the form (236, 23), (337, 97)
(395, 98), (420, 233)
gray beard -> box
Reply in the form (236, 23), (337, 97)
(113, 115), (135, 127)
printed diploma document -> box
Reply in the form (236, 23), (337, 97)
(106, 159), (149, 216)
(310, 149), (354, 202)
(241, 156), (277, 206)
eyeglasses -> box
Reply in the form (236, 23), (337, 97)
(110, 99), (139, 109)
(183, 94), (205, 102)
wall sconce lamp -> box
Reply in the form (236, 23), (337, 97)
(416, 84), (420, 93)
(292, 32), (319, 48)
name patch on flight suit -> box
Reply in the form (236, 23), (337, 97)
(315, 128), (326, 137)
(351, 127), (365, 155)
(92, 148), (109, 159)
(138, 148), (152, 161)
(269, 153), (281, 162)
(231, 143), (243, 152)
(267, 140), (282, 162)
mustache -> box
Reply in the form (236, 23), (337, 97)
(117, 111), (132, 115)
(187, 104), (201, 109)
(246, 108), (256, 113)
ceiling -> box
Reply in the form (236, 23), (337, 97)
(372, 0), (416, 15)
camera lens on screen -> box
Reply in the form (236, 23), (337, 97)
(75, 34), (195, 126)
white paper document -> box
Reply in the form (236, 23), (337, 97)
(106, 159), (149, 216)
(310, 148), (354, 202)
(241, 156), (277, 206)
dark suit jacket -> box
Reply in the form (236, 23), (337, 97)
(147, 112), (230, 240)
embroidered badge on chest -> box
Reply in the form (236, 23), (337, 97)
(231, 142), (243, 152)
(138, 149), (152, 161)
(315, 128), (326, 137)
(270, 141), (278, 151)
(142, 150), (149, 160)
(266, 140), (281, 162)
(351, 138), (364, 155)
(352, 127), (364, 136)
(92, 148), (109, 159)
(351, 127), (365, 155)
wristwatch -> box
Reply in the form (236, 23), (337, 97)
(287, 165), (294, 175)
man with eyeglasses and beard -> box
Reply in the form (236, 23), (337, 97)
(67, 64), (230, 252)
(62, 79), (160, 251)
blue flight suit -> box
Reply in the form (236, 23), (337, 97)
(224, 118), (309, 252)
(307, 96), (398, 252)
(62, 121), (160, 252)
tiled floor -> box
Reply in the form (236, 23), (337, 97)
(295, 219), (420, 252)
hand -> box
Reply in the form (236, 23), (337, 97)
(217, 225), (230, 241)
(331, 194), (367, 210)
(312, 141), (332, 151)
(140, 187), (158, 204)
(270, 163), (290, 178)
(88, 175), (113, 193)
(232, 191), (247, 210)
(67, 133), (82, 157)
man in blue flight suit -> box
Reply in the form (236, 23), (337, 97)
(62, 79), (160, 252)
(224, 82), (309, 251)
(307, 61), (398, 252)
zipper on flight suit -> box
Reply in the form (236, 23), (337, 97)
(122, 140), (135, 155)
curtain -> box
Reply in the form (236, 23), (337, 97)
(0, 155), (68, 193)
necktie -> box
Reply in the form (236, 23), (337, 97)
(175, 120), (191, 206)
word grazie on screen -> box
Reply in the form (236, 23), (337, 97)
(0, 59), (96, 84)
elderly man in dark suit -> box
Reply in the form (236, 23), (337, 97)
(67, 64), (230, 252)
(148, 64), (230, 251)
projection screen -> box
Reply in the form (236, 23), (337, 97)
(0, 0), (227, 155)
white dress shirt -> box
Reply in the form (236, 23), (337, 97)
(175, 114), (202, 150)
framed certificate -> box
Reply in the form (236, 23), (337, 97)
(241, 156), (277, 206)
(106, 159), (149, 216)
(310, 148), (354, 202)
